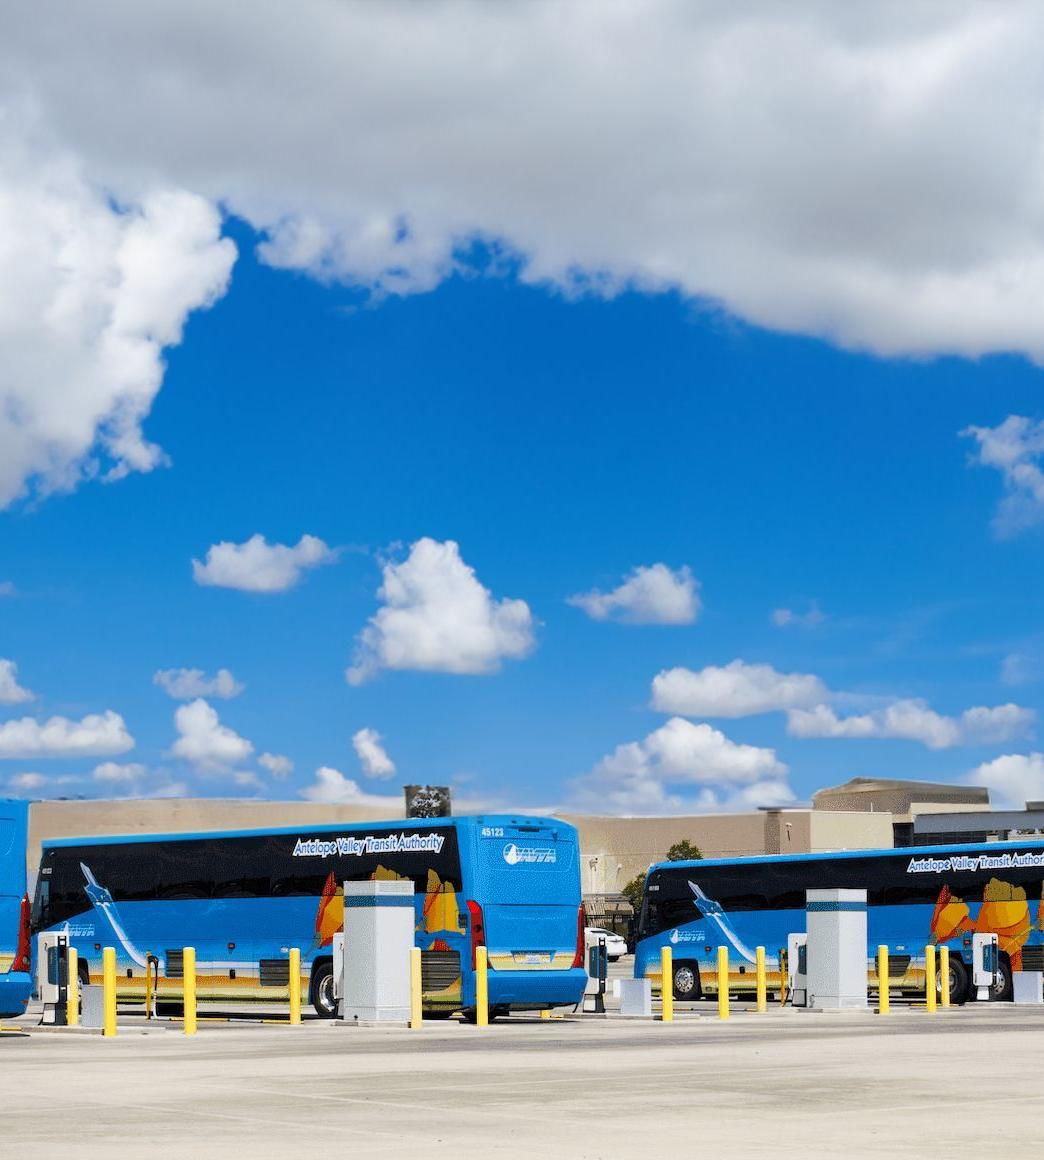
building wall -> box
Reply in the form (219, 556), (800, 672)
(808, 810), (893, 853)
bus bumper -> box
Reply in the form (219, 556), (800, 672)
(486, 967), (587, 1009)
(0, 971), (32, 1019)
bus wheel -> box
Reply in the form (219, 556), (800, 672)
(310, 962), (336, 1018)
(672, 961), (701, 1001)
(989, 957), (1013, 1002)
(941, 956), (969, 1006)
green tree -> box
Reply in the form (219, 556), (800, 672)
(621, 874), (646, 913)
(666, 839), (703, 862)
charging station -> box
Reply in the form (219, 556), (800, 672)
(787, 932), (808, 1006)
(37, 931), (69, 1025)
(340, 879), (414, 1025)
(582, 932), (607, 1014)
(803, 889), (868, 1010)
(972, 932), (1000, 1001)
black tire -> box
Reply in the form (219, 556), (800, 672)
(310, 961), (336, 1018)
(78, 961), (90, 988)
(460, 1005), (500, 1023)
(939, 954), (969, 1006)
(672, 960), (701, 1001)
(989, 956), (1013, 1002)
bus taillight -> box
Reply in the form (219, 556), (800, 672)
(571, 903), (587, 969)
(11, 893), (30, 973)
(467, 899), (485, 968)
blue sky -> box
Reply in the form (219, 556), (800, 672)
(4, 3), (1044, 812)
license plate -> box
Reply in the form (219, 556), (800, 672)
(516, 952), (551, 965)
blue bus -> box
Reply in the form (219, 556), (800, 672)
(0, 799), (32, 1018)
(32, 814), (587, 1018)
(634, 838), (1044, 1004)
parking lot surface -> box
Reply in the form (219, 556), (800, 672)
(6, 997), (1044, 1159)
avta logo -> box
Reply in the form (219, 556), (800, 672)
(502, 843), (557, 866)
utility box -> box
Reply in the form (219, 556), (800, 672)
(80, 985), (105, 1029)
(341, 879), (414, 1025)
(1013, 971), (1043, 1006)
(618, 978), (652, 1017)
(805, 889), (868, 1010)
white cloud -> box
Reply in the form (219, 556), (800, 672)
(787, 699), (1035, 749)
(0, 659), (34, 704)
(5, 772), (48, 794)
(171, 698), (252, 771)
(568, 563), (700, 625)
(1002, 652), (1040, 687)
(772, 602), (826, 629)
(0, 582), (15, 597)
(969, 752), (1044, 808)
(652, 660), (828, 718)
(93, 761), (147, 784)
(9, 6), (1044, 361)
(0, 119), (234, 509)
(300, 766), (403, 807)
(259, 752), (293, 778)
(352, 727), (396, 779)
(571, 716), (790, 814)
(962, 415), (1044, 536)
(154, 667), (244, 700)
(192, 534), (336, 593)
(347, 538), (535, 684)
(0, 710), (133, 759)
(232, 770), (265, 793)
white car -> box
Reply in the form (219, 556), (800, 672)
(585, 926), (628, 961)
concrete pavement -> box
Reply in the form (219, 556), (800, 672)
(5, 1000), (1044, 1158)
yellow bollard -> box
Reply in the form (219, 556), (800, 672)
(540, 1008), (551, 1020)
(183, 947), (197, 1035)
(474, 946), (489, 1027)
(939, 945), (950, 1009)
(717, 946), (730, 1020)
(67, 947), (79, 1028)
(660, 945), (673, 1023)
(755, 946), (766, 1013)
(102, 946), (117, 1037)
(925, 944), (936, 1014)
(410, 947), (423, 1029)
(289, 947), (302, 1026)
(877, 945), (889, 1014)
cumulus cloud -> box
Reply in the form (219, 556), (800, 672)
(5, 772), (48, 795)
(962, 415), (1044, 536)
(259, 752), (293, 778)
(154, 667), (244, 700)
(347, 538), (535, 684)
(969, 753), (1044, 808)
(652, 660), (828, 718)
(300, 765), (403, 807)
(787, 699), (1034, 749)
(192, 534), (336, 593)
(93, 761), (147, 784)
(0, 120), (234, 509)
(352, 727), (396, 779)
(171, 698), (252, 771)
(571, 716), (791, 814)
(0, 659), (34, 704)
(7, 6), (1044, 361)
(772, 603), (826, 629)
(568, 563), (700, 625)
(0, 711), (134, 759)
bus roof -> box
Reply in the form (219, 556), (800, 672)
(42, 813), (570, 850)
(648, 835), (1044, 876)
